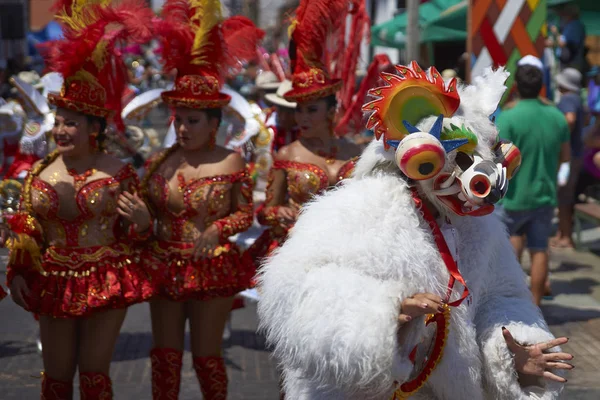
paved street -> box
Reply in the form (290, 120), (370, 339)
(2, 223), (600, 399)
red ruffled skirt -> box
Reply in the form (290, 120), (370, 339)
(146, 240), (255, 302)
(0, 285), (6, 301)
(20, 243), (154, 318)
(245, 227), (289, 271)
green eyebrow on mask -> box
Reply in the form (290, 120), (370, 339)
(441, 124), (478, 154)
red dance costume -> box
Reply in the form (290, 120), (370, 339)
(148, 0), (264, 398)
(144, 155), (255, 302)
(5, 0), (156, 399)
(7, 163), (153, 317)
(249, 159), (356, 261)
(249, 0), (368, 263)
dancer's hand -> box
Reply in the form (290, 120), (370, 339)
(193, 225), (220, 261)
(502, 328), (573, 383)
(10, 275), (30, 310)
(276, 207), (297, 227)
(0, 223), (15, 247)
(117, 191), (151, 232)
(398, 293), (444, 324)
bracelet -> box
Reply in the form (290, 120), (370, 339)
(128, 222), (153, 241)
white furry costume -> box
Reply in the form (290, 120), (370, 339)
(257, 65), (564, 399)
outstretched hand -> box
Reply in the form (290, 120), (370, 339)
(0, 222), (16, 247)
(502, 327), (573, 383)
(10, 275), (30, 310)
(398, 293), (444, 324)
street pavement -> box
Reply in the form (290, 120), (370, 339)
(2, 223), (600, 399)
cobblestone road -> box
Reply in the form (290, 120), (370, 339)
(2, 225), (600, 399)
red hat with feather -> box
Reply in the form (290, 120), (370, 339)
(44, 0), (154, 128)
(284, 0), (369, 103)
(157, 0), (265, 109)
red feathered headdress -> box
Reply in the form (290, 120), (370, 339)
(44, 0), (154, 130)
(157, 0), (265, 109)
(284, 0), (369, 104)
(335, 54), (393, 135)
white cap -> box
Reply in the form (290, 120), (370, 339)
(255, 71), (281, 90)
(517, 55), (543, 71)
(264, 80), (297, 109)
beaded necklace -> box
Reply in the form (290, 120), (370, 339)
(67, 167), (97, 191)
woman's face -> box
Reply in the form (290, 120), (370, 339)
(294, 99), (334, 137)
(173, 107), (218, 150)
(52, 108), (97, 157)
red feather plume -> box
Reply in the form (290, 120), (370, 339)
(335, 54), (394, 135)
(156, 0), (264, 82)
(289, 0), (349, 71)
(222, 16), (266, 68)
(334, 0), (370, 117)
(44, 0), (154, 131)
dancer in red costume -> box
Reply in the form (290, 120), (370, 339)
(248, 0), (368, 263)
(6, 74), (53, 180)
(1, 1), (155, 399)
(138, 1), (263, 398)
(0, 101), (24, 177)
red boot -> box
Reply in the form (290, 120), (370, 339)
(193, 356), (228, 400)
(79, 372), (112, 400)
(151, 348), (183, 400)
(41, 373), (73, 400)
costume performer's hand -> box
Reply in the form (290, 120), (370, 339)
(117, 191), (151, 233)
(502, 327), (573, 383)
(193, 225), (220, 261)
(0, 223), (16, 247)
(10, 275), (30, 310)
(276, 207), (297, 227)
(398, 293), (445, 324)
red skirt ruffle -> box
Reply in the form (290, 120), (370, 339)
(145, 240), (255, 302)
(21, 243), (154, 318)
(0, 285), (6, 301)
(245, 228), (288, 271)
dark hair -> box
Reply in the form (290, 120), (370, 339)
(85, 115), (108, 149)
(515, 65), (543, 99)
(323, 94), (338, 110)
(203, 108), (223, 126)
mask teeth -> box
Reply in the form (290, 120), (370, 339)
(439, 171), (456, 189)
(433, 185), (461, 196)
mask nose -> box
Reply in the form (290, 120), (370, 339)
(485, 187), (502, 204)
(459, 159), (504, 205)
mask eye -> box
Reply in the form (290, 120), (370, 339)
(493, 139), (522, 180)
(395, 133), (446, 180)
(455, 152), (474, 171)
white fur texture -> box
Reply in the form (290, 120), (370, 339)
(258, 67), (563, 399)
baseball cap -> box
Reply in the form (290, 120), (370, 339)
(517, 55), (543, 71)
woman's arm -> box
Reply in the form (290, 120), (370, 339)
(212, 165), (255, 242)
(256, 146), (296, 227)
(256, 166), (289, 227)
(116, 163), (153, 239)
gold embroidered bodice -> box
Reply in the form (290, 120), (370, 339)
(147, 170), (254, 243)
(30, 164), (138, 248)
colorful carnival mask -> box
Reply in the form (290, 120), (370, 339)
(363, 61), (521, 217)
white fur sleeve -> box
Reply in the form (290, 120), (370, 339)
(258, 261), (422, 399)
(475, 296), (564, 400)
(257, 175), (437, 398)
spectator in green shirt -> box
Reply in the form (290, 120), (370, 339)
(496, 59), (571, 305)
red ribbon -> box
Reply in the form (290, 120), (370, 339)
(411, 188), (469, 307)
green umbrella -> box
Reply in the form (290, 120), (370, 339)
(421, 1), (468, 43)
(548, 0), (600, 10)
(371, 0), (464, 48)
